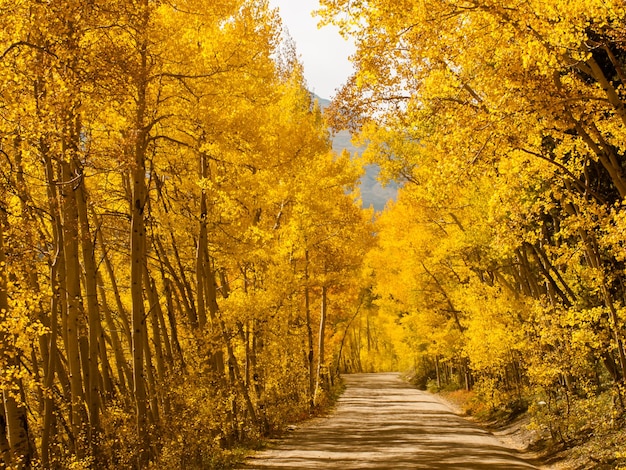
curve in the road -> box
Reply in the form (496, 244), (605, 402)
(242, 372), (538, 469)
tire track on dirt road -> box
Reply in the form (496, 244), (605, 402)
(242, 372), (539, 469)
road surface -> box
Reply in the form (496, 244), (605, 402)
(242, 372), (538, 469)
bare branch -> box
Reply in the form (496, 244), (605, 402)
(0, 41), (58, 61)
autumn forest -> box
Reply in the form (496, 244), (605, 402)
(1, 0), (626, 468)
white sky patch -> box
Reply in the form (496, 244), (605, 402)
(268, 0), (355, 100)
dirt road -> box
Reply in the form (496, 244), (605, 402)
(242, 372), (538, 469)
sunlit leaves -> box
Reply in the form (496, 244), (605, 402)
(321, 0), (626, 447)
(0, 0), (376, 466)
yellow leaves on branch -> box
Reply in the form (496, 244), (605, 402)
(0, 0), (375, 466)
(322, 2), (626, 443)
(0, 289), (48, 384)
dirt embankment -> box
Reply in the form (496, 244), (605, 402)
(438, 390), (626, 470)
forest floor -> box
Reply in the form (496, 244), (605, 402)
(240, 373), (540, 469)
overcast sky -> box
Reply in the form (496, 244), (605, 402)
(268, 0), (355, 100)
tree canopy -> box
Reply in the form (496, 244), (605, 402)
(3, 0), (626, 468)
(0, 1), (372, 467)
(320, 0), (626, 453)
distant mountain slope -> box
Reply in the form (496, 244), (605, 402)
(315, 96), (332, 109)
(313, 95), (398, 211)
(331, 130), (398, 212)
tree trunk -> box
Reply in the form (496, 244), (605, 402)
(60, 160), (87, 453)
(163, 278), (185, 369)
(204, 257), (257, 428)
(196, 152), (210, 330)
(314, 285), (328, 405)
(0, 208), (32, 469)
(131, 23), (150, 464)
(0, 402), (10, 467)
(304, 250), (315, 410)
(75, 166), (102, 454)
(93, 213), (132, 346)
(144, 265), (167, 383)
(154, 237), (197, 328)
(98, 278), (132, 398)
(41, 141), (63, 468)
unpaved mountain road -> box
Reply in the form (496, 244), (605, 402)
(242, 372), (538, 469)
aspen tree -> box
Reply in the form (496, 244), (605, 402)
(0, 0), (378, 466)
(314, 284), (328, 403)
(129, 20), (150, 469)
(75, 162), (103, 453)
(0, 190), (32, 469)
(321, 0), (626, 435)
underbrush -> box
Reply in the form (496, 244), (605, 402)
(434, 383), (626, 470)
(565, 427), (626, 470)
(228, 376), (347, 466)
(74, 372), (348, 469)
(435, 388), (526, 423)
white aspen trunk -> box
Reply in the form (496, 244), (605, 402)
(130, 10), (150, 460)
(155, 289), (174, 371)
(163, 279), (185, 369)
(304, 250), (315, 410)
(75, 167), (102, 451)
(170, 234), (199, 325)
(131, 160), (149, 465)
(41, 142), (63, 468)
(195, 153), (210, 330)
(98, 280), (133, 397)
(131, 111), (149, 468)
(93, 215), (132, 347)
(154, 237), (197, 328)
(143, 267), (167, 384)
(97, 327), (114, 400)
(204, 260), (257, 427)
(60, 160), (86, 452)
(314, 285), (328, 405)
(142, 315), (159, 425)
